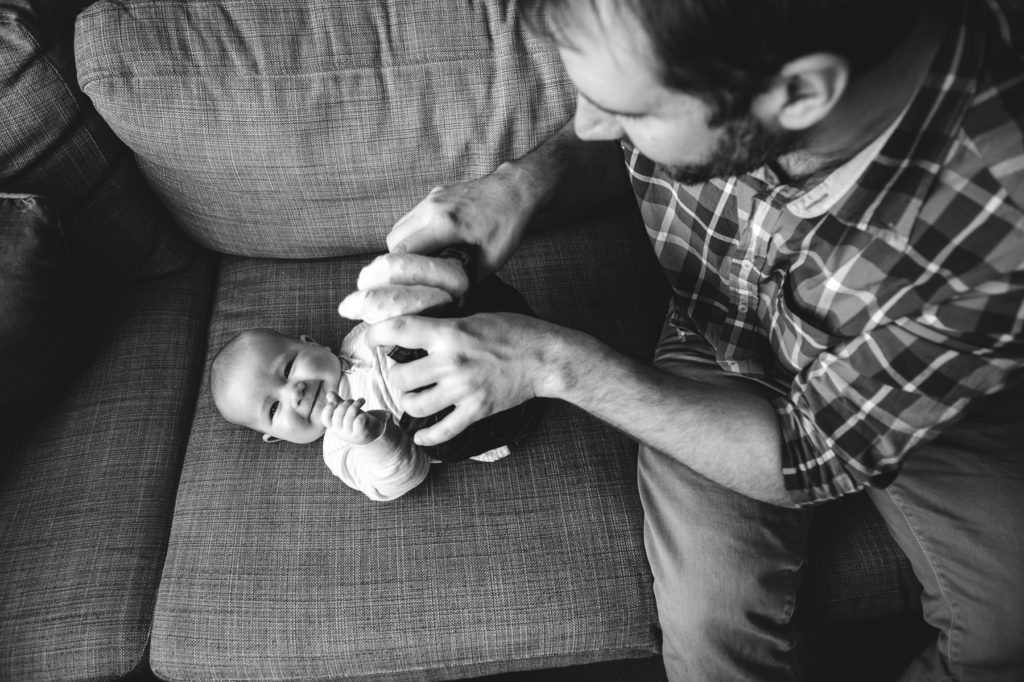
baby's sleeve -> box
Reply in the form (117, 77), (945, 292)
(322, 419), (430, 501)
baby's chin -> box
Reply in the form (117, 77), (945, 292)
(265, 425), (328, 445)
(283, 433), (323, 446)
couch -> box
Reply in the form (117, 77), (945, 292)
(0, 0), (925, 679)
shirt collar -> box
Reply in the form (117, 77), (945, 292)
(825, 0), (984, 233)
(756, 0), (983, 228)
(784, 106), (907, 219)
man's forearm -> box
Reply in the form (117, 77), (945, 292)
(496, 121), (632, 225)
(537, 328), (795, 506)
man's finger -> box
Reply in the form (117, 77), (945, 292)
(338, 286), (452, 323)
(388, 227), (451, 256)
(357, 253), (468, 297)
(382, 351), (451, 395)
(386, 200), (435, 253)
(397, 379), (461, 418)
(412, 404), (476, 447)
(365, 315), (442, 351)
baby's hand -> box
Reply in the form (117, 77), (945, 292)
(321, 393), (384, 445)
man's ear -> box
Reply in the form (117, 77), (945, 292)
(263, 433), (281, 443)
(761, 53), (849, 132)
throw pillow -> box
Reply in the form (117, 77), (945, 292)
(0, 0), (195, 287)
(75, 0), (575, 258)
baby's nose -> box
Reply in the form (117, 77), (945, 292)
(290, 381), (306, 404)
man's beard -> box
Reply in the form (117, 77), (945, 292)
(660, 112), (801, 185)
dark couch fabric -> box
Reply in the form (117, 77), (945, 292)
(0, 195), (81, 435)
(802, 492), (923, 621)
(0, 253), (216, 679)
(0, 0), (195, 287)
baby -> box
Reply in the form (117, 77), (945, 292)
(210, 266), (544, 501)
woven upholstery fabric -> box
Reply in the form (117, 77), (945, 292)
(0, 253), (216, 681)
(75, 0), (575, 258)
(0, 0), (195, 287)
(802, 492), (922, 621)
(152, 207), (668, 680)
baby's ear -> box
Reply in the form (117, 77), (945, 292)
(262, 433), (281, 443)
(299, 334), (331, 351)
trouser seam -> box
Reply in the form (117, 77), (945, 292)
(881, 486), (963, 680)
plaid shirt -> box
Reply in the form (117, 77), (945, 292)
(624, 0), (1024, 505)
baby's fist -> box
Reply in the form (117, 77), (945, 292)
(322, 394), (384, 445)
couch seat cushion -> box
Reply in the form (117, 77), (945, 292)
(802, 492), (922, 621)
(0, 253), (216, 681)
(75, 0), (575, 259)
(152, 208), (670, 680)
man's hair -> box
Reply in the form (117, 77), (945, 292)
(519, 0), (923, 123)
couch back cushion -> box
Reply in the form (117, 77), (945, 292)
(75, 0), (575, 258)
(0, 0), (196, 287)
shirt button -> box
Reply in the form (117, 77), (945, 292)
(737, 303), (749, 313)
(740, 260), (753, 272)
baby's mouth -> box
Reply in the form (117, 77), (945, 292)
(308, 381), (322, 422)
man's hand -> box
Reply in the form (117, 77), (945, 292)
(366, 312), (566, 446)
(321, 394), (385, 445)
(386, 164), (542, 277)
(386, 121), (628, 274)
(338, 284), (453, 323)
(356, 252), (469, 298)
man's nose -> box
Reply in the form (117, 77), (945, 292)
(573, 94), (624, 141)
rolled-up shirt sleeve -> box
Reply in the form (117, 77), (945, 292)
(773, 297), (1024, 506)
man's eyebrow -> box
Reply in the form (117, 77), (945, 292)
(577, 89), (644, 117)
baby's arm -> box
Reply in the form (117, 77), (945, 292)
(323, 394), (384, 445)
(320, 393), (429, 501)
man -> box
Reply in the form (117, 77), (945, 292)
(364, 0), (1024, 679)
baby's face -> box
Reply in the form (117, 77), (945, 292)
(220, 332), (342, 444)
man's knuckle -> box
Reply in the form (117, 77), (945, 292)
(473, 393), (495, 416)
(401, 394), (423, 416)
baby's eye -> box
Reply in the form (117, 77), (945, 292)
(269, 401), (279, 420)
(284, 358), (294, 378)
